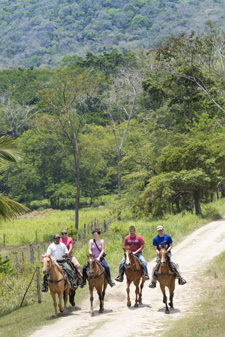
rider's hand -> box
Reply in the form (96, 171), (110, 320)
(96, 257), (100, 261)
(132, 251), (137, 255)
(62, 253), (67, 258)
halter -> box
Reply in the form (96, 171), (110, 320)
(124, 251), (142, 272)
(43, 255), (64, 283)
(86, 258), (105, 280)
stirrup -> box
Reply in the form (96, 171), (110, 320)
(178, 278), (187, 285)
(79, 281), (86, 288)
(115, 275), (123, 282)
(109, 280), (116, 287)
(143, 275), (150, 280)
(148, 281), (156, 288)
(41, 287), (48, 292)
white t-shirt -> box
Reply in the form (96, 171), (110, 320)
(47, 242), (68, 261)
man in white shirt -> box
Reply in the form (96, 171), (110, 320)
(42, 233), (77, 292)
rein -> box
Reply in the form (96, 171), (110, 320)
(124, 254), (142, 272)
(43, 256), (64, 283)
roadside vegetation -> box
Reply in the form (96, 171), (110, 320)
(161, 251), (225, 337)
(0, 198), (225, 336)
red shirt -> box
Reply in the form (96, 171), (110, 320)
(60, 236), (73, 252)
(123, 234), (145, 253)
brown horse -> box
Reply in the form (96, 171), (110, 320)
(42, 254), (71, 317)
(86, 253), (107, 316)
(157, 244), (175, 314)
(123, 245), (145, 307)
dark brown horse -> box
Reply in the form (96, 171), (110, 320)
(123, 245), (145, 307)
(86, 253), (107, 316)
(157, 244), (175, 314)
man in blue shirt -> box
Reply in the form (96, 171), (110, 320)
(149, 225), (187, 288)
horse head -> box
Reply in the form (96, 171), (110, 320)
(42, 254), (52, 274)
(122, 245), (133, 266)
(86, 253), (96, 276)
(159, 243), (168, 266)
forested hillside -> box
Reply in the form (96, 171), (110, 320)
(1, 31), (225, 228)
(0, 0), (225, 68)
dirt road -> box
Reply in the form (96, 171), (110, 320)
(29, 218), (225, 337)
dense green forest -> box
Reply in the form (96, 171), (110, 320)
(1, 31), (225, 229)
(0, 0), (225, 67)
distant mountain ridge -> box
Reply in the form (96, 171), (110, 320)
(0, 0), (224, 68)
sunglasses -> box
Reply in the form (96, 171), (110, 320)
(62, 233), (67, 235)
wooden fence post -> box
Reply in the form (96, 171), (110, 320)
(94, 218), (96, 226)
(36, 267), (41, 303)
(88, 224), (90, 235)
(77, 233), (79, 249)
(16, 252), (19, 270)
(84, 224), (86, 238)
(37, 246), (40, 263)
(35, 230), (38, 244)
(91, 221), (93, 232)
(30, 244), (34, 265)
(3, 234), (5, 247)
(81, 229), (83, 246)
(104, 220), (107, 232)
(44, 244), (46, 253)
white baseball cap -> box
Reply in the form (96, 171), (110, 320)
(157, 225), (164, 231)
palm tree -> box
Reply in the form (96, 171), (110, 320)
(0, 135), (28, 220)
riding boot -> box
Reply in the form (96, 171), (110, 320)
(79, 274), (87, 288)
(115, 264), (125, 282)
(107, 276), (116, 287)
(143, 269), (150, 280)
(41, 275), (48, 292)
(178, 277), (187, 285)
(169, 262), (187, 285)
(148, 275), (157, 288)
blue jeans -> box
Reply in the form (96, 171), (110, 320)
(118, 253), (149, 280)
(83, 257), (111, 280)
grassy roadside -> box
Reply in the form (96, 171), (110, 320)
(160, 252), (225, 337)
(0, 199), (225, 337)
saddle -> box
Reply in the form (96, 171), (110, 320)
(66, 258), (82, 284)
(96, 260), (106, 274)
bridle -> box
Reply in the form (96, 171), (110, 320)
(42, 255), (64, 284)
(124, 248), (142, 272)
(86, 255), (105, 280)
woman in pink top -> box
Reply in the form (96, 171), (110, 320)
(60, 229), (82, 278)
(80, 227), (115, 288)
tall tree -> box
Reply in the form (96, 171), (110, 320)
(37, 68), (105, 229)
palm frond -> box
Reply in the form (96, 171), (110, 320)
(0, 136), (22, 163)
(0, 194), (29, 220)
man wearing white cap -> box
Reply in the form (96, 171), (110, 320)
(148, 225), (186, 288)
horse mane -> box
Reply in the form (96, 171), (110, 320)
(42, 255), (63, 273)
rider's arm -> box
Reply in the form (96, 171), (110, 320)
(154, 245), (159, 255)
(88, 239), (93, 254)
(166, 243), (173, 253)
(133, 245), (144, 255)
(96, 240), (105, 261)
(68, 243), (73, 254)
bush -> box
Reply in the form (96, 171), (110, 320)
(29, 199), (51, 210)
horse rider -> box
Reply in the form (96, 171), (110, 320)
(80, 227), (116, 288)
(148, 225), (187, 288)
(115, 225), (150, 282)
(60, 229), (83, 283)
(41, 233), (77, 292)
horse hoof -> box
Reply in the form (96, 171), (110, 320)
(134, 303), (138, 307)
(127, 303), (131, 307)
(165, 310), (170, 314)
(71, 301), (75, 307)
(99, 309), (104, 313)
(90, 312), (94, 317)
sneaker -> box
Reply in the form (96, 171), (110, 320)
(144, 275), (150, 280)
(109, 281), (116, 287)
(148, 281), (156, 288)
(178, 278), (187, 285)
(73, 283), (78, 290)
(115, 275), (123, 282)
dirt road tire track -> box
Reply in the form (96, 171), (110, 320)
(29, 218), (225, 337)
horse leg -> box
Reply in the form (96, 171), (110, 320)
(58, 291), (64, 313)
(160, 284), (169, 314)
(138, 277), (145, 304)
(97, 286), (103, 313)
(51, 291), (58, 317)
(126, 280), (132, 307)
(64, 287), (70, 312)
(169, 280), (175, 309)
(100, 279), (107, 313)
(134, 280), (139, 307)
(89, 286), (94, 316)
(69, 289), (75, 307)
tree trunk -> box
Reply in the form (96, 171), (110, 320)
(193, 191), (202, 215)
(175, 200), (181, 213)
(221, 185), (225, 198)
(117, 149), (121, 221)
(75, 165), (80, 230)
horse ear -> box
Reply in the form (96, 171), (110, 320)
(122, 246), (125, 250)
(165, 244), (168, 249)
(93, 253), (95, 257)
(87, 254), (89, 257)
(130, 244), (133, 249)
(159, 244), (161, 249)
